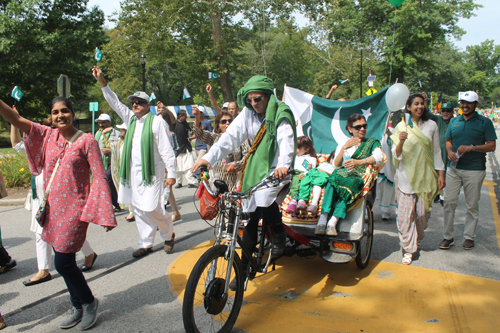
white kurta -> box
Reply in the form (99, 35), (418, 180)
(203, 106), (295, 212)
(392, 120), (445, 194)
(102, 86), (176, 212)
(334, 139), (384, 167)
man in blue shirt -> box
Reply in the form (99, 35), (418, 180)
(439, 91), (497, 250)
(194, 106), (213, 160)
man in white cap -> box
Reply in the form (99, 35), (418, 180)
(92, 66), (177, 257)
(439, 91), (497, 250)
(95, 113), (121, 211)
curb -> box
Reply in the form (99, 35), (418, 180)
(0, 198), (25, 206)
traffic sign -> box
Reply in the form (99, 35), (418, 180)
(89, 102), (99, 112)
(57, 75), (71, 98)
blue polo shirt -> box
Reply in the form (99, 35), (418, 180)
(445, 112), (497, 170)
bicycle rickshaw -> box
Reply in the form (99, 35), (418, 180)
(182, 155), (385, 333)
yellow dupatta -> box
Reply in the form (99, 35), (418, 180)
(391, 120), (438, 212)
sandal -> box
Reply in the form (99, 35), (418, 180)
(402, 253), (412, 265)
(172, 212), (181, 222)
(286, 200), (297, 214)
(307, 204), (318, 215)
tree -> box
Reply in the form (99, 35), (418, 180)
(464, 40), (500, 99)
(0, 0), (107, 121)
(299, 0), (480, 84)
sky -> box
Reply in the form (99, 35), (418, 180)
(87, 0), (498, 50)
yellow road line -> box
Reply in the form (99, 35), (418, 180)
(484, 179), (500, 256)
(169, 242), (500, 333)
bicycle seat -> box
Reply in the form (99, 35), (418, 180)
(214, 180), (229, 195)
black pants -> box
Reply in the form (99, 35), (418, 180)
(240, 202), (285, 270)
(0, 246), (11, 267)
(54, 251), (94, 309)
(106, 166), (119, 209)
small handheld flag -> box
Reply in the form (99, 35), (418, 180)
(183, 88), (191, 100)
(11, 86), (23, 102)
(149, 92), (157, 102)
(208, 72), (218, 79)
(95, 47), (103, 62)
(339, 79), (349, 84)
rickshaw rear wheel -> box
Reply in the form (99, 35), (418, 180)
(355, 201), (374, 269)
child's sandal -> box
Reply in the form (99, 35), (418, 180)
(286, 200), (298, 214)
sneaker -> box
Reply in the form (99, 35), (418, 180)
(59, 307), (83, 329)
(285, 199), (297, 214)
(164, 233), (175, 253)
(307, 204), (318, 215)
(463, 239), (474, 250)
(175, 183), (183, 189)
(439, 238), (454, 250)
(315, 224), (326, 235)
(80, 298), (99, 330)
(297, 199), (306, 210)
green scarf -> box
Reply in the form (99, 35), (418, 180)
(391, 120), (438, 212)
(120, 112), (156, 187)
(237, 76), (297, 192)
(95, 129), (112, 169)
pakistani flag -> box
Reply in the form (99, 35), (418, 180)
(183, 88), (191, 100)
(149, 92), (156, 102)
(11, 86), (23, 102)
(283, 85), (389, 154)
(95, 47), (103, 62)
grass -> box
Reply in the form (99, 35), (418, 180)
(0, 152), (31, 187)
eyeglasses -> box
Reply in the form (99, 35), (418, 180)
(131, 100), (147, 106)
(441, 109), (453, 113)
(219, 119), (233, 125)
(246, 97), (263, 104)
(352, 124), (368, 130)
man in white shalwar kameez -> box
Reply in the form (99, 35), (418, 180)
(192, 75), (296, 278)
(93, 66), (176, 258)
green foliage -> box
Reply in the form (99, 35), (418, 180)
(0, 0), (108, 123)
(0, 153), (31, 187)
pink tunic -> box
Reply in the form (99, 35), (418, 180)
(24, 123), (117, 253)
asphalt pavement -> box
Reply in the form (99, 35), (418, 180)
(1, 127), (500, 332)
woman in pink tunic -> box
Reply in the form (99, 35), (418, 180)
(0, 97), (117, 330)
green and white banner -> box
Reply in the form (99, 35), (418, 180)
(283, 85), (389, 154)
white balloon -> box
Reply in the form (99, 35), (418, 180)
(386, 83), (410, 111)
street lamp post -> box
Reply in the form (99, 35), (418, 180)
(141, 53), (146, 92)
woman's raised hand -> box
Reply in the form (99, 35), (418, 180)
(399, 132), (408, 142)
(343, 137), (361, 149)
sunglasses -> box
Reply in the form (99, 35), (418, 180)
(352, 124), (368, 130)
(131, 100), (148, 106)
(219, 119), (233, 125)
(246, 96), (263, 104)
(441, 109), (453, 113)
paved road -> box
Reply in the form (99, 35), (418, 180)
(1, 129), (500, 332)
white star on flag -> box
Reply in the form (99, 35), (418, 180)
(361, 107), (372, 121)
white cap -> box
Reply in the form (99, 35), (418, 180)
(197, 105), (206, 113)
(459, 91), (479, 103)
(222, 102), (229, 109)
(95, 114), (111, 122)
(116, 123), (127, 130)
(127, 91), (150, 102)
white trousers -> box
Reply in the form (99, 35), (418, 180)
(35, 233), (52, 270)
(134, 203), (173, 248)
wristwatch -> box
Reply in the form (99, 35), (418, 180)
(365, 158), (369, 165)
(472, 145), (476, 151)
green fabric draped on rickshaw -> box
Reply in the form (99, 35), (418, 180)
(390, 120), (438, 212)
(321, 138), (381, 219)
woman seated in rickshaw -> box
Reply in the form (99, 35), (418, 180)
(316, 114), (384, 236)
